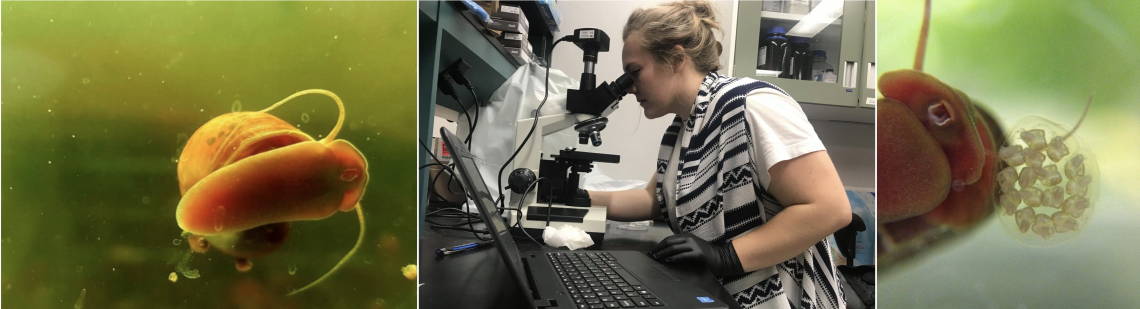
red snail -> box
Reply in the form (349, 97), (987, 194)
(176, 89), (369, 295)
(877, 0), (1097, 266)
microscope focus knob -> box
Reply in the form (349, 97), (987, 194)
(507, 168), (538, 194)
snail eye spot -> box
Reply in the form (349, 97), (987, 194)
(995, 116), (1097, 247)
(340, 169), (360, 182)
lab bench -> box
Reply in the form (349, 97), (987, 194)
(418, 215), (742, 309)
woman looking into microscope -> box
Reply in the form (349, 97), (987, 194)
(588, 2), (850, 308)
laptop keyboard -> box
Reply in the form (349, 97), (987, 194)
(548, 252), (666, 308)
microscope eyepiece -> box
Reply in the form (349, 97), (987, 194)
(614, 70), (636, 96)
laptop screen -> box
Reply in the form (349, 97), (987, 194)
(438, 128), (534, 304)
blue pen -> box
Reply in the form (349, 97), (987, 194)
(436, 240), (492, 256)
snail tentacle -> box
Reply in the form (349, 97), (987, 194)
(1062, 94), (1093, 141)
(914, 0), (932, 71)
(259, 89), (346, 143)
(287, 203), (365, 296)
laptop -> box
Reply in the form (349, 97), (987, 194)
(441, 127), (731, 309)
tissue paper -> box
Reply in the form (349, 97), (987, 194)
(542, 224), (595, 250)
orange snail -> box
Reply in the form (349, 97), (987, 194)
(877, 0), (1098, 265)
(175, 89), (368, 296)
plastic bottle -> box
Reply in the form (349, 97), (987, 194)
(782, 36), (810, 79)
(757, 27), (788, 74)
(811, 50), (836, 83)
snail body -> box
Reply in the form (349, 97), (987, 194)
(175, 89), (368, 296)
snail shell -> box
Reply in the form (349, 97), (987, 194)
(177, 112), (313, 195)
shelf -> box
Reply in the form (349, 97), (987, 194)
(759, 11), (842, 25)
(449, 2), (528, 67)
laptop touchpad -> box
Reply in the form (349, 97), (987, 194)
(652, 265), (682, 281)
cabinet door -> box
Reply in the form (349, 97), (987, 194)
(732, 0), (867, 107)
(858, 0), (876, 109)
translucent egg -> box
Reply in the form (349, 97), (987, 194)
(995, 115), (1098, 247)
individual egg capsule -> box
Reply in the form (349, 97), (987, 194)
(998, 166), (1019, 191)
(1065, 154), (1086, 179)
(1041, 186), (1064, 208)
(1023, 148), (1047, 168)
(1046, 136), (1069, 162)
(1001, 192), (1022, 215)
(999, 145), (1026, 166)
(1019, 187), (1043, 207)
(1066, 175), (1091, 197)
(1015, 207), (1036, 233)
(1018, 166), (1039, 188)
(1040, 164), (1062, 187)
(1052, 212), (1079, 234)
(1021, 129), (1047, 151)
(1062, 196), (1090, 218)
(1031, 214), (1055, 240)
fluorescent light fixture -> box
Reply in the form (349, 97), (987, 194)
(787, 0), (844, 38)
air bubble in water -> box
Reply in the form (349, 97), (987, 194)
(231, 100), (242, 113)
(141, 196), (151, 204)
(172, 239), (182, 245)
(301, 113), (310, 123)
(81, 78), (91, 85)
(288, 264), (298, 275)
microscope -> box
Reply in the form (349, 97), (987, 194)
(506, 29), (635, 247)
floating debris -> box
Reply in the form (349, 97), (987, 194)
(401, 264), (417, 281)
(74, 288), (86, 309)
(175, 250), (201, 279)
(168, 272), (178, 283)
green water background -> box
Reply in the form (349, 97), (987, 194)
(2, 2), (417, 308)
(878, 0), (1140, 308)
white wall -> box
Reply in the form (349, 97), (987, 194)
(551, 0), (739, 183)
(554, 1), (875, 189)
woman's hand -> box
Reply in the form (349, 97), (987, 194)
(649, 233), (744, 277)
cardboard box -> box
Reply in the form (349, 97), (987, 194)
(485, 18), (526, 34)
(505, 46), (533, 64)
(432, 137), (451, 163)
(497, 32), (530, 49)
(490, 4), (529, 29)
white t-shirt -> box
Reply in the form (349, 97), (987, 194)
(741, 88), (827, 190)
(663, 88), (825, 230)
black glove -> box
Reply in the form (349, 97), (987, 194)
(648, 233), (744, 277)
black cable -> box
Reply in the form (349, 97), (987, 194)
(448, 92), (476, 146)
(431, 226), (489, 234)
(419, 138), (488, 241)
(465, 87), (480, 145)
(510, 177), (553, 249)
(494, 35), (571, 214)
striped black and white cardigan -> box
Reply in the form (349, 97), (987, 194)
(654, 72), (844, 309)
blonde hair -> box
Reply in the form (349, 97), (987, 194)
(623, 1), (723, 72)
